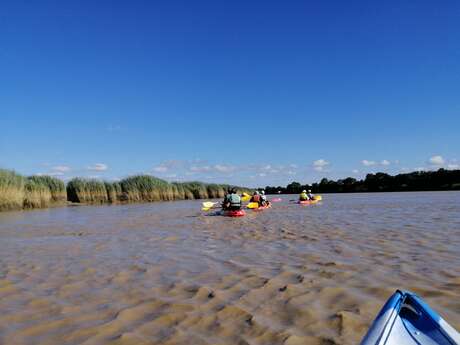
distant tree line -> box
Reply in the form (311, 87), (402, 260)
(263, 169), (460, 194)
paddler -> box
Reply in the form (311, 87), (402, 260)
(299, 190), (309, 201)
(222, 188), (242, 211)
(260, 190), (268, 206)
(250, 190), (262, 206)
(307, 189), (315, 200)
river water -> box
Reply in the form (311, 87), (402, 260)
(0, 192), (459, 345)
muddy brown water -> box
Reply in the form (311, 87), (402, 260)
(0, 192), (459, 345)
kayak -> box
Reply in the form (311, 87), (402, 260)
(298, 195), (322, 205)
(361, 290), (460, 345)
(221, 209), (246, 217)
(252, 203), (272, 212)
(298, 199), (319, 205)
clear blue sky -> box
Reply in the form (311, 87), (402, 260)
(1, 0), (459, 187)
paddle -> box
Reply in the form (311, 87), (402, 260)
(241, 194), (251, 202)
(202, 206), (220, 211)
(202, 201), (219, 208)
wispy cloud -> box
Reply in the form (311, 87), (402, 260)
(428, 155), (445, 166)
(153, 166), (169, 173)
(426, 155), (459, 170)
(313, 159), (330, 172)
(213, 164), (236, 173)
(381, 160), (390, 166)
(52, 165), (71, 172)
(87, 163), (108, 171)
(361, 160), (376, 167)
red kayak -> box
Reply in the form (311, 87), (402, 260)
(222, 209), (246, 217)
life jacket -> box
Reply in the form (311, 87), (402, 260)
(227, 193), (241, 207)
(299, 192), (308, 200)
(250, 195), (261, 203)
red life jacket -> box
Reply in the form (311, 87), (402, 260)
(251, 195), (261, 202)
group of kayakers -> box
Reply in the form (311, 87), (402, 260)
(222, 188), (316, 211)
(222, 189), (269, 211)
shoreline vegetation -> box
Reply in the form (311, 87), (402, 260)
(0, 169), (250, 212)
(264, 169), (460, 194)
(2, 168), (459, 212)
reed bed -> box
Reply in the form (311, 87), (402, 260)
(28, 175), (66, 203)
(23, 179), (52, 209)
(66, 178), (109, 204)
(0, 169), (67, 211)
(1, 169), (251, 211)
(67, 175), (250, 204)
(0, 170), (25, 211)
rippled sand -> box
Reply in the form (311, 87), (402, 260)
(0, 192), (459, 345)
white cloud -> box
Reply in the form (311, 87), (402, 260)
(153, 166), (168, 173)
(352, 169), (359, 174)
(447, 164), (459, 170)
(52, 165), (70, 172)
(381, 160), (390, 166)
(213, 164), (236, 173)
(190, 165), (211, 172)
(313, 159), (329, 167)
(428, 155), (445, 166)
(362, 160), (376, 167)
(87, 163), (108, 171)
(313, 159), (330, 172)
(414, 167), (425, 171)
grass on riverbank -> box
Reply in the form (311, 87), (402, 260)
(0, 170), (24, 211)
(0, 169), (66, 211)
(1, 169), (251, 211)
(67, 175), (248, 204)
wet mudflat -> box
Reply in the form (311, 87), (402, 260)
(0, 192), (459, 345)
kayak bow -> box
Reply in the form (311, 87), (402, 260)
(361, 290), (460, 345)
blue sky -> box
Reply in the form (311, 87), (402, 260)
(1, 0), (459, 187)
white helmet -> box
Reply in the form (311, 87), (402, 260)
(261, 190), (265, 195)
(302, 190), (307, 193)
(308, 190), (312, 193)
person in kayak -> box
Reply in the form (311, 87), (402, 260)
(260, 190), (268, 206)
(250, 191), (262, 206)
(222, 188), (242, 211)
(299, 190), (309, 201)
(306, 189), (315, 200)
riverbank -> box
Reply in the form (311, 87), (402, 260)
(0, 169), (250, 212)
